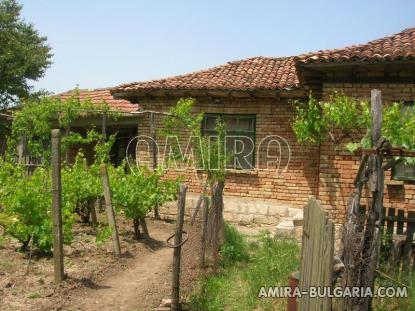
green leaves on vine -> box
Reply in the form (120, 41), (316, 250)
(292, 93), (415, 156)
(0, 161), (75, 251)
(9, 92), (111, 160)
(110, 164), (178, 222)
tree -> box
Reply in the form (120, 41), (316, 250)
(0, 0), (52, 108)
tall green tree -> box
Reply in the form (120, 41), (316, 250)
(0, 0), (52, 108)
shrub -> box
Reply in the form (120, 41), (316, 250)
(110, 165), (178, 238)
(0, 161), (74, 251)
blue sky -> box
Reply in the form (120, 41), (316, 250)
(21, 0), (415, 94)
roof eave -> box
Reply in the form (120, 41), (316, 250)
(297, 58), (415, 69)
(112, 86), (305, 100)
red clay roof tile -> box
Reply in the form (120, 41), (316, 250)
(297, 27), (415, 64)
(111, 57), (300, 95)
(59, 88), (139, 112)
(108, 27), (415, 96)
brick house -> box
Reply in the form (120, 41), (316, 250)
(72, 28), (415, 225)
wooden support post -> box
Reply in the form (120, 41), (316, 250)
(200, 196), (209, 268)
(64, 126), (70, 164)
(150, 112), (160, 219)
(341, 90), (385, 311)
(211, 181), (225, 272)
(361, 89), (384, 310)
(90, 201), (98, 226)
(102, 112), (107, 141)
(150, 112), (157, 170)
(51, 129), (64, 283)
(371, 90), (382, 145)
(17, 135), (27, 164)
(171, 184), (187, 311)
(190, 182), (208, 226)
(100, 164), (121, 257)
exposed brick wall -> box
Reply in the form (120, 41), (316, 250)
(135, 97), (319, 209)
(319, 83), (415, 222)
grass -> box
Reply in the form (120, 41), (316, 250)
(371, 267), (415, 310)
(27, 292), (41, 299)
(189, 224), (300, 311)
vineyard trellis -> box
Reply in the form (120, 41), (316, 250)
(0, 95), (180, 286)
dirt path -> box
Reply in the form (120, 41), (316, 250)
(2, 219), (199, 311)
(65, 225), (173, 311)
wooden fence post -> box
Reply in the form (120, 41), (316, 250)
(102, 112), (107, 141)
(299, 197), (334, 311)
(100, 164), (121, 257)
(51, 129), (64, 283)
(150, 112), (160, 219)
(200, 196), (209, 268)
(210, 181), (225, 272)
(341, 89), (385, 310)
(190, 182), (208, 226)
(363, 89), (384, 310)
(171, 184), (187, 311)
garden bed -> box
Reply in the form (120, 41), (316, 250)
(0, 216), (182, 311)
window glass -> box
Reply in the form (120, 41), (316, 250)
(392, 101), (415, 181)
(202, 114), (256, 169)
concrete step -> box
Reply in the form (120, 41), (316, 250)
(274, 219), (295, 237)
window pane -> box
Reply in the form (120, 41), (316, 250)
(204, 116), (218, 131)
(391, 102), (415, 180)
(238, 117), (254, 132)
(394, 160), (415, 180)
(224, 116), (238, 131)
(202, 114), (256, 169)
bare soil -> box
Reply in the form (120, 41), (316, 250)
(0, 216), (200, 311)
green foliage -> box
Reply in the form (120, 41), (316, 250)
(62, 152), (101, 211)
(190, 228), (300, 311)
(162, 98), (204, 138)
(110, 164), (178, 222)
(322, 93), (367, 132)
(220, 223), (249, 266)
(292, 95), (327, 144)
(10, 95), (110, 160)
(162, 98), (228, 185)
(95, 224), (112, 246)
(0, 0), (52, 108)
(292, 93), (415, 160)
(0, 160), (74, 251)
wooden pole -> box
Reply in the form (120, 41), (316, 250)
(190, 182), (208, 226)
(150, 112), (160, 219)
(64, 126), (70, 164)
(200, 196), (209, 268)
(171, 184), (187, 311)
(51, 129), (64, 283)
(102, 112), (107, 141)
(100, 164), (121, 257)
(90, 200), (98, 226)
(211, 181), (225, 272)
(364, 89), (384, 310)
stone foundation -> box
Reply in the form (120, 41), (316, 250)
(159, 192), (303, 227)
